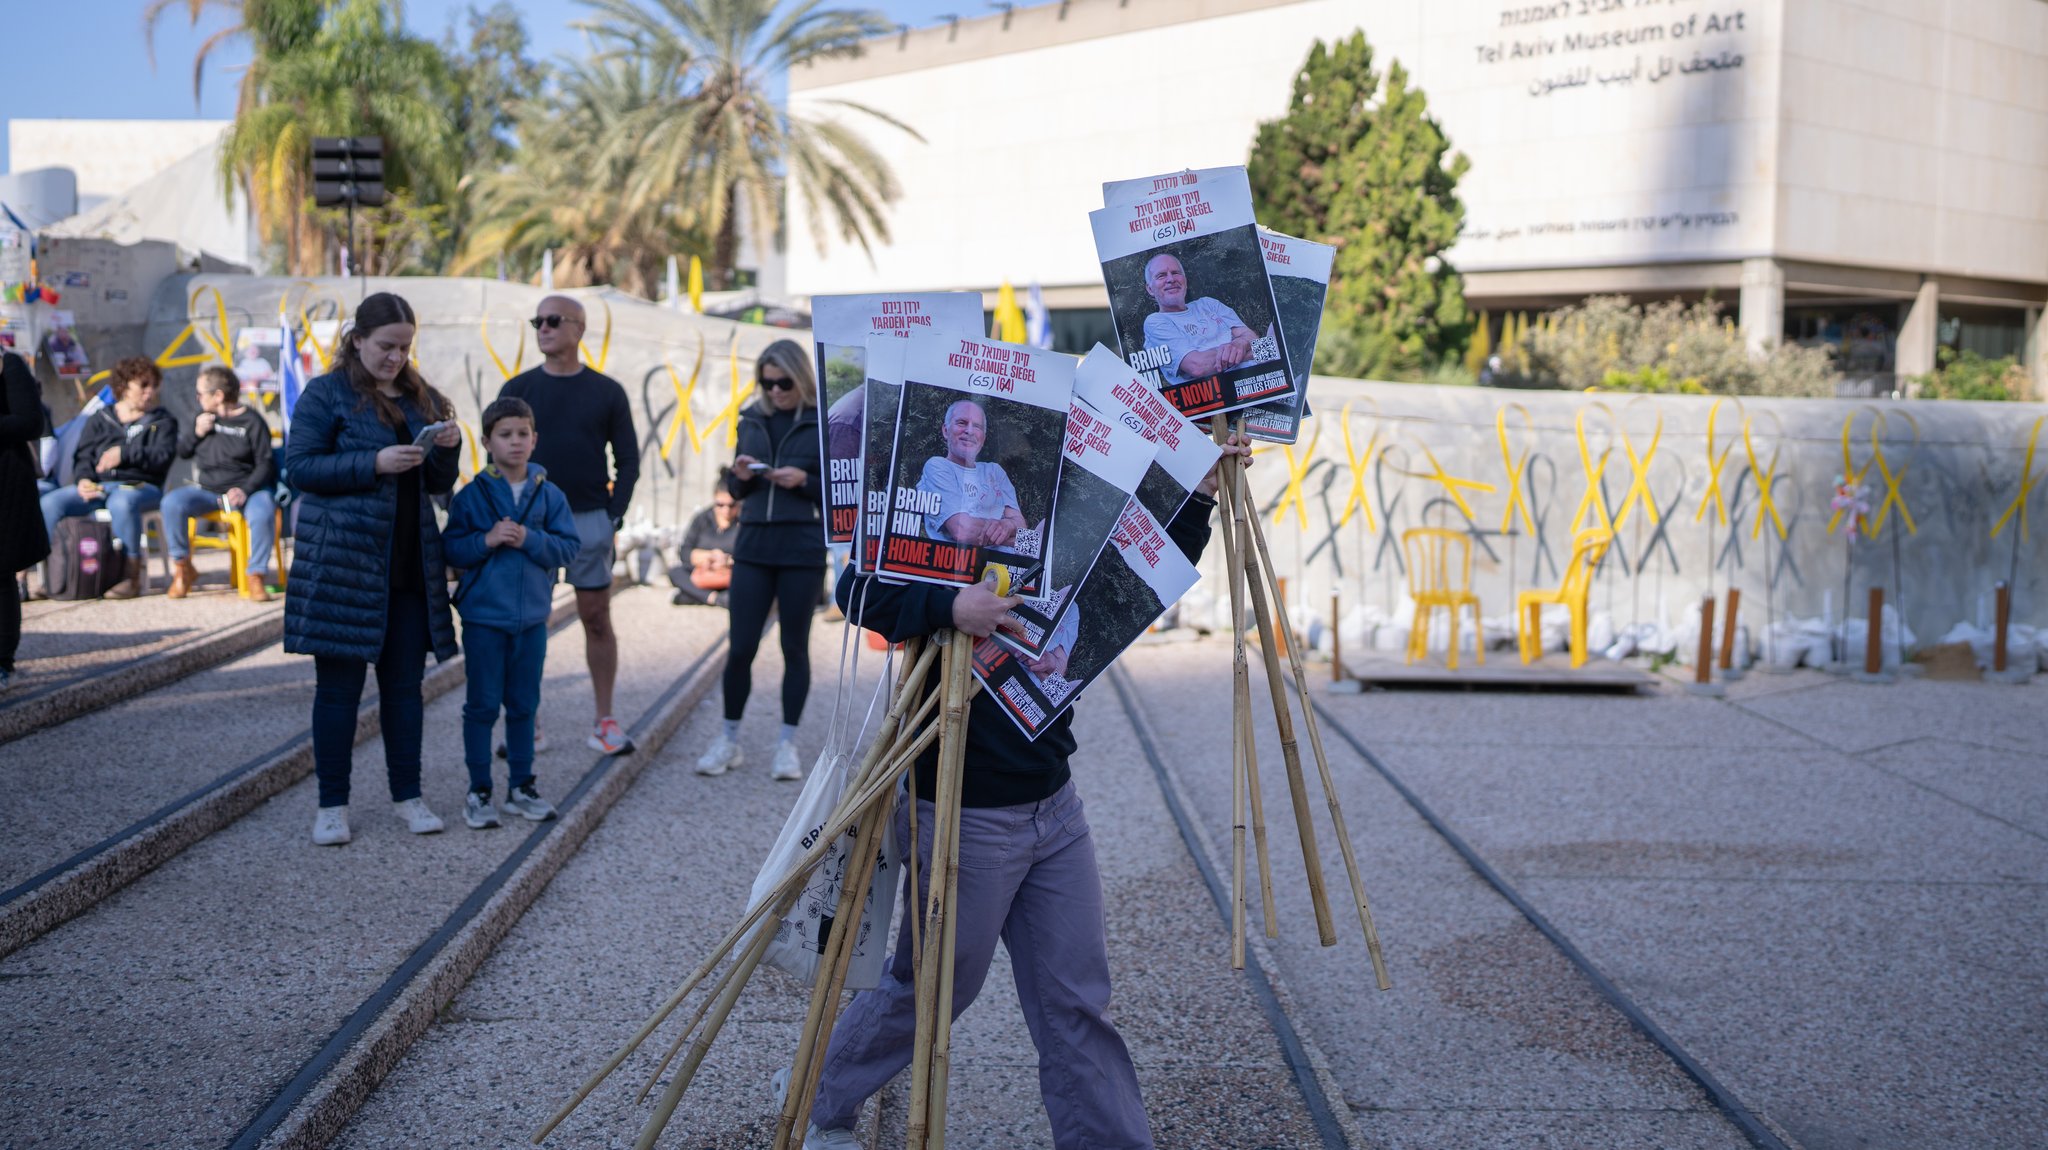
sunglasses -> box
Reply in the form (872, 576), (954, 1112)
(759, 375), (797, 392)
(529, 314), (576, 330)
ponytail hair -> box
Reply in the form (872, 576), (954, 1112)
(334, 292), (451, 426)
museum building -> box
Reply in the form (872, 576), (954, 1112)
(784, 0), (2048, 390)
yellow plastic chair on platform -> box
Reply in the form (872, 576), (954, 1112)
(1401, 527), (1484, 670)
(1516, 528), (1612, 667)
(186, 507), (288, 598)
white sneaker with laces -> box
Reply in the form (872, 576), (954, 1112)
(312, 805), (351, 846)
(695, 734), (743, 777)
(393, 797), (445, 834)
(769, 1067), (859, 1150)
(502, 783), (558, 821)
(771, 742), (804, 781)
(464, 791), (501, 829)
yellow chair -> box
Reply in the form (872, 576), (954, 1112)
(1402, 527), (1484, 670)
(1516, 529), (1612, 667)
(187, 507), (288, 598)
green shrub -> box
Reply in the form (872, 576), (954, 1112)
(1913, 348), (2026, 402)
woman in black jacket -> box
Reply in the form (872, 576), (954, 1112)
(694, 339), (826, 783)
(283, 292), (463, 846)
(0, 350), (50, 690)
(39, 356), (177, 598)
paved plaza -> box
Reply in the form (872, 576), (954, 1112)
(2, 586), (2043, 1149)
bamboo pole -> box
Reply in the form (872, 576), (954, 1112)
(908, 633), (971, 1150)
(1215, 425), (1280, 942)
(1213, 424), (1251, 966)
(1229, 435), (1338, 946)
(1236, 447), (1392, 988)
(927, 638), (974, 1150)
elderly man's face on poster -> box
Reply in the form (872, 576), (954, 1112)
(944, 401), (986, 464)
(1143, 254), (1189, 312)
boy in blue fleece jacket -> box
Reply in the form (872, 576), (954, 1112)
(444, 398), (582, 828)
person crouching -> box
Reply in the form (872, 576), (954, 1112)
(444, 397), (582, 829)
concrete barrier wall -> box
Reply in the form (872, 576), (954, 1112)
(1241, 377), (2048, 651)
(103, 274), (2048, 646)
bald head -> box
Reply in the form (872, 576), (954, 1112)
(534, 295), (587, 366)
(537, 295), (585, 323)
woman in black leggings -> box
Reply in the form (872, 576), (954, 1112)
(695, 339), (826, 783)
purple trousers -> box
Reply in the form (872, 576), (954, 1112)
(811, 780), (1153, 1149)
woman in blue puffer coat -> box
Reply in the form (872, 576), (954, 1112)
(284, 292), (463, 847)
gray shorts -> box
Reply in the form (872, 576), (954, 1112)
(566, 508), (615, 590)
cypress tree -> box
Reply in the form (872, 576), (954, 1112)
(1248, 31), (1470, 379)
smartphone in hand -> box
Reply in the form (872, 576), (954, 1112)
(412, 422), (450, 449)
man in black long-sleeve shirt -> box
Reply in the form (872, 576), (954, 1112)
(785, 439), (1248, 1150)
(499, 296), (642, 755)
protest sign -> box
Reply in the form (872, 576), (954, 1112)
(44, 310), (88, 378)
(1090, 166), (1292, 419)
(1005, 354), (1153, 656)
(975, 499), (1199, 739)
(856, 334), (908, 572)
(1073, 343), (1221, 526)
(814, 292), (985, 548)
(873, 331), (1072, 592)
(1237, 229), (1334, 444)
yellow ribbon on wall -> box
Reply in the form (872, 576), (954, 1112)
(1612, 407), (1663, 530)
(706, 334), (755, 450)
(1990, 415), (2044, 541)
(1495, 403), (1536, 536)
(479, 315), (527, 381)
(1569, 405), (1617, 536)
(659, 335), (708, 459)
(1337, 402), (1381, 530)
(1392, 435), (1496, 522)
(1866, 411), (1918, 539)
(86, 285), (235, 389)
(578, 300), (613, 374)
(1743, 413), (1787, 541)
(1825, 409), (1878, 535)
(1693, 397), (1741, 526)
(1268, 423), (1322, 529)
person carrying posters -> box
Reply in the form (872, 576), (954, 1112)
(1090, 167), (1293, 419)
(873, 331), (1072, 594)
(811, 293), (982, 551)
(792, 433), (1251, 1150)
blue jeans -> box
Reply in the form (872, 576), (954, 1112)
(312, 590), (429, 808)
(461, 620), (547, 796)
(41, 483), (162, 560)
(160, 486), (278, 575)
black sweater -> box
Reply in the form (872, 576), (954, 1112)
(836, 490), (1215, 808)
(498, 366), (640, 519)
(177, 407), (276, 494)
(73, 406), (177, 487)
(726, 405), (826, 567)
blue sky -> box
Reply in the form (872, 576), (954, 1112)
(0, 0), (983, 172)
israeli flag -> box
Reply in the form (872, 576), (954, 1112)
(1024, 282), (1053, 351)
(279, 316), (308, 437)
(48, 383), (115, 485)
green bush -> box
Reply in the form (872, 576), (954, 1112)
(1912, 348), (2026, 402)
(1505, 295), (1835, 397)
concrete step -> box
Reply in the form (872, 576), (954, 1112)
(0, 586), (587, 959)
(0, 588), (727, 1150)
(339, 624), (1343, 1149)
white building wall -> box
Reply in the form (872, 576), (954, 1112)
(7, 120), (233, 207)
(787, 0), (2048, 298)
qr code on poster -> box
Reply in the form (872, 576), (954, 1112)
(1011, 524), (1043, 558)
(1250, 335), (1279, 362)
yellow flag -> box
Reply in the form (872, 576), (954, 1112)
(687, 255), (704, 314)
(993, 282), (1026, 343)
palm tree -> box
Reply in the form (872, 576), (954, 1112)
(455, 58), (711, 295)
(142, 0), (247, 107)
(571, 0), (918, 285)
(218, 0), (458, 273)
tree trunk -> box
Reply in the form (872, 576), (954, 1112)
(712, 181), (741, 291)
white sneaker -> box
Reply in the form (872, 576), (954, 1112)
(501, 783), (558, 822)
(393, 797), (445, 834)
(695, 734), (743, 777)
(770, 1068), (859, 1150)
(771, 742), (804, 781)
(464, 790), (501, 829)
(312, 805), (351, 846)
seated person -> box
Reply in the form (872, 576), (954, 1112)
(163, 366), (279, 601)
(917, 399), (1025, 548)
(670, 482), (740, 606)
(1139, 253), (1273, 385)
(40, 356), (177, 599)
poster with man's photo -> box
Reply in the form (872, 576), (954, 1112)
(813, 292), (985, 548)
(1090, 166), (1292, 419)
(1004, 354), (1154, 657)
(975, 499), (1199, 739)
(856, 334), (908, 573)
(43, 310), (89, 378)
(1073, 344), (1220, 527)
(873, 331), (1073, 593)
(1236, 229), (1333, 444)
